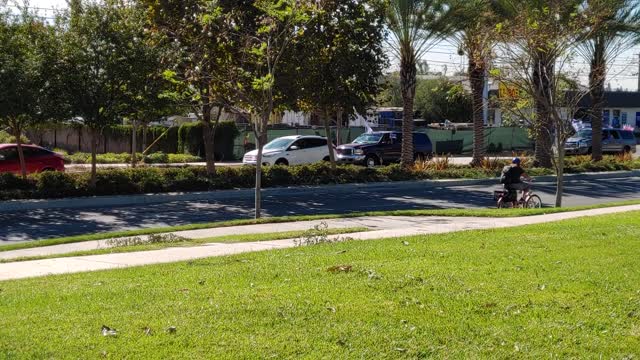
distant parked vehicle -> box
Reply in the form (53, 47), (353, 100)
(565, 129), (637, 155)
(336, 131), (433, 167)
(0, 144), (65, 174)
(242, 135), (333, 166)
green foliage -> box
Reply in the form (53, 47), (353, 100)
(143, 152), (169, 164)
(285, 0), (387, 116)
(176, 121), (240, 158)
(35, 172), (82, 198)
(3, 156), (636, 200)
(0, 130), (29, 144)
(167, 153), (202, 163)
(381, 75), (473, 123)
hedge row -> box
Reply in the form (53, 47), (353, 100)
(1, 157), (638, 200)
(63, 152), (202, 164)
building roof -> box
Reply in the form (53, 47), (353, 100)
(577, 91), (640, 108)
(489, 90), (640, 109)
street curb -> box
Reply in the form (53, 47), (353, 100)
(0, 170), (638, 213)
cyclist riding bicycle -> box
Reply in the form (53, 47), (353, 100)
(500, 157), (532, 198)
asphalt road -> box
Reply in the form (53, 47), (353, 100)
(1, 173), (639, 243)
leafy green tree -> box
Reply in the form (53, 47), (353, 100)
(224, 0), (316, 218)
(0, 7), (66, 178)
(577, 0), (640, 161)
(61, 0), (149, 185)
(386, 0), (454, 166)
(144, 0), (237, 175)
(414, 78), (472, 122)
(289, 0), (387, 166)
(117, 4), (175, 167)
(381, 74), (472, 123)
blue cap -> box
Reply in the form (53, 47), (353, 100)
(512, 157), (521, 165)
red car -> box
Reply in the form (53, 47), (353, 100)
(0, 144), (65, 174)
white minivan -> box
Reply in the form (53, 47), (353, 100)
(243, 135), (334, 166)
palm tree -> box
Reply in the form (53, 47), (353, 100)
(386, 0), (454, 167)
(493, 0), (585, 169)
(577, 0), (640, 162)
(448, 0), (496, 167)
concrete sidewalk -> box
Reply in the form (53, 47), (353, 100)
(1, 204), (639, 281)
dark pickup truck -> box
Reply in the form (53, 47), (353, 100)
(336, 131), (433, 167)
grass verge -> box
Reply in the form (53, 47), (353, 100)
(1, 211), (639, 357)
(2, 199), (640, 253)
(0, 227), (367, 263)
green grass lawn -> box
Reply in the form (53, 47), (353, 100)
(2, 199), (639, 253)
(0, 227), (368, 263)
(1, 211), (640, 358)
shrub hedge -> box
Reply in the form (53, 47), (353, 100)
(64, 152), (203, 164)
(0, 156), (638, 201)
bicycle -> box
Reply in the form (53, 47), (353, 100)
(494, 181), (543, 209)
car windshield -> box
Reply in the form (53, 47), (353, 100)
(353, 133), (383, 144)
(264, 138), (293, 150)
(574, 130), (592, 138)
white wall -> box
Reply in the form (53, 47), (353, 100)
(604, 108), (640, 129)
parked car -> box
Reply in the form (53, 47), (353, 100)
(242, 135), (333, 166)
(0, 144), (65, 174)
(336, 131), (433, 167)
(565, 129), (637, 155)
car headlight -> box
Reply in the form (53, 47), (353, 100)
(263, 153), (277, 158)
(354, 149), (364, 155)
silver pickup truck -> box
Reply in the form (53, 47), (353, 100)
(565, 129), (637, 155)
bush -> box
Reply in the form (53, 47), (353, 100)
(97, 153), (131, 164)
(35, 171), (81, 198)
(0, 130), (29, 144)
(144, 152), (169, 164)
(167, 153), (202, 163)
(126, 168), (165, 193)
(65, 152), (91, 164)
(93, 170), (139, 196)
(0, 172), (31, 190)
(0, 154), (637, 201)
(177, 121), (240, 159)
(164, 168), (211, 192)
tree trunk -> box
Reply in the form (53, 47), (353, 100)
(335, 109), (342, 146)
(142, 124), (148, 150)
(131, 120), (138, 168)
(323, 108), (336, 168)
(202, 103), (216, 176)
(469, 56), (486, 167)
(532, 56), (554, 168)
(13, 126), (27, 179)
(90, 128), (98, 187)
(589, 37), (605, 162)
(254, 116), (268, 219)
(555, 137), (565, 208)
(400, 43), (417, 167)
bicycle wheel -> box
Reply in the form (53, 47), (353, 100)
(525, 195), (542, 209)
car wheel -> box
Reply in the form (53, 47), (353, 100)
(41, 167), (54, 172)
(364, 155), (378, 168)
(587, 147), (592, 155)
(275, 159), (289, 166)
(623, 145), (631, 153)
(322, 156), (330, 162)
